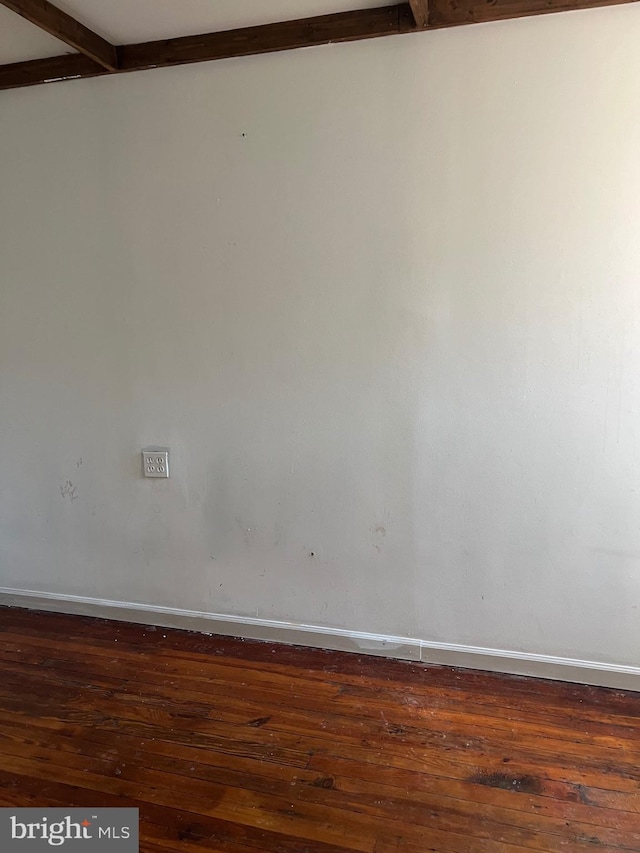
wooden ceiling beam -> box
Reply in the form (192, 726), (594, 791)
(0, 53), (108, 90)
(0, 0), (118, 70)
(408, 0), (429, 27)
(118, 6), (408, 71)
(0, 5), (413, 90)
(1, 0), (640, 92)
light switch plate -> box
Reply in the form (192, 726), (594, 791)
(142, 448), (170, 478)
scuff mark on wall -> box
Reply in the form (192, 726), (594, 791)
(371, 523), (387, 553)
(60, 481), (78, 502)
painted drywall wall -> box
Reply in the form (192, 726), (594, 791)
(2, 6), (640, 667)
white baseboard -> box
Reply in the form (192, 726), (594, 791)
(1, 587), (638, 691)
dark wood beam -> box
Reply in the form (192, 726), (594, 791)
(118, 6), (409, 71)
(408, 0), (429, 27)
(0, 53), (108, 90)
(0, 5), (414, 90)
(0, 0), (118, 70)
(1, 0), (640, 92)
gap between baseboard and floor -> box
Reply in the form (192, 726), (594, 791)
(0, 586), (638, 691)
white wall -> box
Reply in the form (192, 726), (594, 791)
(2, 6), (640, 668)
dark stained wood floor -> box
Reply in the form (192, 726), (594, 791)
(0, 608), (639, 852)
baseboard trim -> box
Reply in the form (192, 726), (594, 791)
(1, 587), (638, 691)
(0, 587), (422, 661)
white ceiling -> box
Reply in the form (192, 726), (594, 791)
(1, 0), (393, 65)
(0, 5), (73, 63)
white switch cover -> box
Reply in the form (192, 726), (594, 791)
(142, 448), (170, 478)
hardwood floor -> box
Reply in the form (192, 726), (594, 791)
(0, 607), (638, 852)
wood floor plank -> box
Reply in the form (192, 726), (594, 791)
(0, 713), (630, 844)
(0, 607), (639, 852)
(0, 662), (636, 807)
(1, 646), (637, 756)
(1, 608), (635, 715)
(0, 645), (635, 772)
(1, 705), (638, 834)
(0, 617), (630, 726)
(1, 622), (638, 739)
(1, 720), (638, 851)
(0, 652), (636, 781)
(0, 711), (635, 831)
(0, 770), (356, 853)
